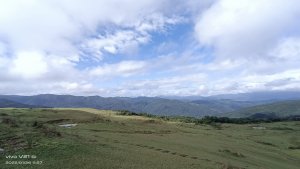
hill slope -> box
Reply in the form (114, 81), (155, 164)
(223, 100), (300, 118)
(191, 99), (266, 113)
(0, 108), (299, 169)
(0, 99), (37, 108)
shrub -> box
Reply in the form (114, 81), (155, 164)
(1, 117), (19, 127)
(24, 133), (35, 149)
(41, 126), (61, 137)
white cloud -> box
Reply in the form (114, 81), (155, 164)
(0, 50), (82, 85)
(195, 0), (300, 59)
(0, 0), (80, 58)
(0, 0), (187, 95)
(83, 30), (148, 60)
(102, 73), (208, 96)
(0, 41), (6, 56)
(82, 14), (184, 59)
(0, 0), (184, 61)
(89, 60), (147, 77)
(10, 51), (48, 79)
(0, 80), (96, 95)
(0, 0), (300, 96)
(269, 37), (300, 61)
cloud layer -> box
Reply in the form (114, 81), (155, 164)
(0, 0), (300, 96)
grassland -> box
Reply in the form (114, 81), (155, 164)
(0, 108), (299, 169)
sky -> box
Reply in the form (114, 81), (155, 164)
(1, 0), (300, 96)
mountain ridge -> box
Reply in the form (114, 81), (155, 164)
(223, 100), (300, 118)
(1, 91), (300, 117)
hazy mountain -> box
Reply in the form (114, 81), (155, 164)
(0, 95), (220, 117)
(191, 99), (268, 113)
(222, 100), (300, 118)
(208, 91), (300, 101)
(0, 94), (266, 117)
(1, 91), (299, 118)
(0, 99), (37, 108)
(159, 96), (206, 101)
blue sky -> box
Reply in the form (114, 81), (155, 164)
(1, 0), (300, 96)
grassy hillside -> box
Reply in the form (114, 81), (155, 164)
(224, 100), (300, 118)
(0, 108), (299, 169)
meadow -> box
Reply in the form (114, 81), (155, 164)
(0, 108), (299, 169)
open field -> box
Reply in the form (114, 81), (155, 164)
(0, 108), (299, 169)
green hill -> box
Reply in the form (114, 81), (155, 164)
(223, 100), (300, 118)
(0, 108), (299, 169)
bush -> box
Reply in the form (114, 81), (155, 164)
(24, 133), (35, 149)
(32, 121), (43, 128)
(41, 126), (61, 137)
(117, 110), (139, 116)
(1, 117), (19, 127)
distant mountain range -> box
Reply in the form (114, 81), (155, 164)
(207, 91), (300, 101)
(222, 100), (300, 118)
(1, 91), (300, 117)
(0, 95), (221, 117)
(0, 98), (38, 108)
